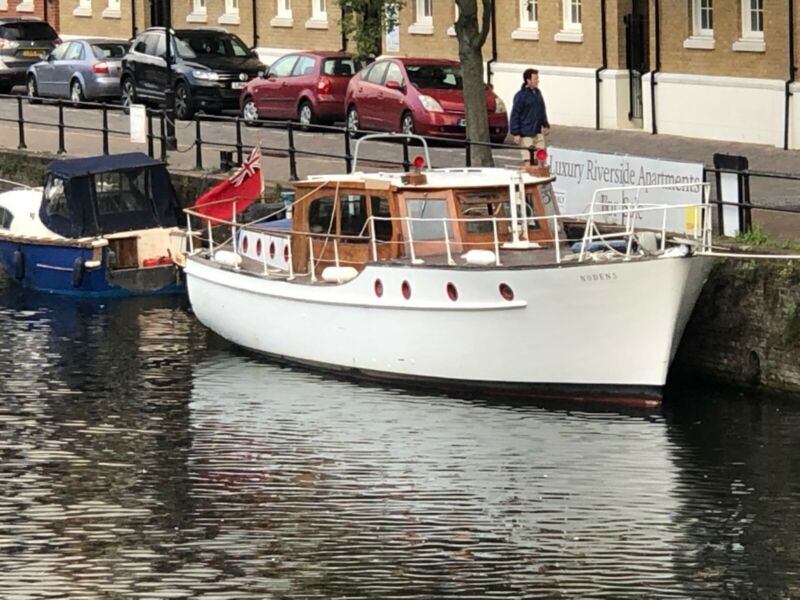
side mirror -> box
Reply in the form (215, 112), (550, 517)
(46, 53), (54, 62)
(385, 79), (403, 91)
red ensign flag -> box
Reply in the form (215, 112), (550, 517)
(192, 145), (264, 220)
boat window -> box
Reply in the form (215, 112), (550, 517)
(459, 191), (506, 234)
(44, 176), (69, 219)
(370, 196), (392, 241)
(308, 195), (335, 233)
(524, 192), (540, 230)
(93, 169), (151, 216)
(0, 206), (12, 229)
(405, 198), (452, 240)
(340, 193), (369, 240)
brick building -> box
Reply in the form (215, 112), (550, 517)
(54, 0), (800, 149)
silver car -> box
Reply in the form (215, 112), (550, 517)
(27, 38), (130, 104)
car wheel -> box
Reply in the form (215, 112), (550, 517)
(26, 75), (40, 104)
(242, 97), (260, 126)
(121, 77), (136, 110)
(174, 82), (194, 120)
(401, 111), (415, 135)
(346, 105), (360, 136)
(70, 80), (85, 106)
(298, 100), (315, 130)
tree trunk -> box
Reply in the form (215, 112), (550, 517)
(455, 0), (494, 167)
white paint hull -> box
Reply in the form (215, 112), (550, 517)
(185, 255), (713, 401)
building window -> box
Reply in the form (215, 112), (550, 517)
(409, 0), (433, 35)
(73, 0), (92, 17)
(694, 0), (713, 36)
(447, 3), (458, 37)
(555, 0), (581, 42)
(306, 0), (327, 28)
(513, 0), (539, 40)
(271, 0), (292, 26)
(101, 0), (120, 18)
(186, 0), (206, 22)
(733, 0), (764, 51)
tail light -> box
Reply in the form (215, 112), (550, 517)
(92, 62), (110, 74)
(317, 77), (332, 94)
(0, 39), (19, 49)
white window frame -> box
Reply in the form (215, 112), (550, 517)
(102, 0), (121, 18)
(684, 0), (715, 50)
(271, 0), (293, 26)
(16, 0), (35, 13)
(409, 0), (433, 35)
(218, 0), (239, 24)
(447, 3), (458, 37)
(187, 0), (207, 23)
(554, 0), (582, 42)
(733, 0), (764, 52)
(513, 0), (539, 40)
(306, 0), (328, 29)
(73, 0), (92, 17)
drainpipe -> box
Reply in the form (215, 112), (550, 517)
(131, 0), (137, 38)
(594, 0), (607, 129)
(251, 0), (259, 48)
(486, 0), (497, 85)
(784, 0), (796, 150)
(339, 4), (347, 51)
(43, 0), (48, 26)
(650, 0), (661, 134)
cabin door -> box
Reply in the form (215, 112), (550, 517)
(398, 191), (461, 258)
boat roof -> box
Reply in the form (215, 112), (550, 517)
(303, 167), (554, 190)
(47, 152), (163, 179)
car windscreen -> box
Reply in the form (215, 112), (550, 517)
(174, 32), (251, 59)
(322, 58), (358, 77)
(91, 42), (130, 59)
(405, 64), (462, 90)
(0, 22), (58, 41)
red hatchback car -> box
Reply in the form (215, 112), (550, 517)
(344, 58), (508, 143)
(240, 51), (358, 125)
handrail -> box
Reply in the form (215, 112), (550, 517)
(351, 133), (432, 173)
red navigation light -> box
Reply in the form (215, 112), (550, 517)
(412, 155), (426, 170)
(535, 148), (548, 164)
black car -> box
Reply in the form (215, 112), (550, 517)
(120, 27), (264, 119)
(0, 18), (60, 94)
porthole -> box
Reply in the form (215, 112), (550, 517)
(446, 282), (458, 301)
(256, 239), (262, 257)
(269, 241), (276, 259)
(401, 280), (411, 300)
(499, 283), (514, 301)
(241, 235), (249, 253)
(374, 278), (384, 297)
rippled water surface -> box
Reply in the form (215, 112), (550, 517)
(1, 278), (800, 599)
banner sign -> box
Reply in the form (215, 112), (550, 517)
(129, 104), (146, 144)
(547, 147), (705, 233)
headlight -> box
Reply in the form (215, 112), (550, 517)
(495, 97), (507, 114)
(418, 95), (444, 113)
(192, 70), (219, 81)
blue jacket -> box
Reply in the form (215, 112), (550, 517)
(509, 85), (549, 137)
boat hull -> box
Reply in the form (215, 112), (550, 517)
(185, 255), (713, 403)
(0, 240), (184, 297)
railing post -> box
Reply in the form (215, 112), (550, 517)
(287, 121), (298, 181)
(528, 145), (535, 165)
(235, 116), (243, 165)
(146, 109), (154, 158)
(402, 137), (410, 172)
(57, 100), (66, 154)
(344, 127), (353, 173)
(159, 111), (167, 162)
(101, 103), (109, 155)
(194, 115), (203, 170)
(465, 140), (472, 167)
(16, 96), (26, 150)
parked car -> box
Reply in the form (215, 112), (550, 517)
(240, 51), (359, 126)
(0, 18), (60, 94)
(27, 39), (130, 104)
(344, 57), (508, 143)
(120, 27), (264, 119)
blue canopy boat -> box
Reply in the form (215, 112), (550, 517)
(0, 152), (185, 296)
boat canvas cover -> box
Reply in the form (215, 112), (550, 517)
(40, 153), (179, 238)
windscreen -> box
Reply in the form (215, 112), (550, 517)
(0, 22), (58, 41)
(91, 42), (130, 59)
(175, 32), (251, 59)
(405, 64), (462, 90)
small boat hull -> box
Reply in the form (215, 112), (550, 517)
(0, 240), (183, 297)
(185, 254), (713, 404)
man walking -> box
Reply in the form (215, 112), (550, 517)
(510, 68), (550, 166)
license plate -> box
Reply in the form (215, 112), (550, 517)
(458, 118), (466, 127)
(231, 82), (245, 89)
(22, 50), (43, 58)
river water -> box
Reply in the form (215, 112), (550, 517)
(1, 277), (799, 599)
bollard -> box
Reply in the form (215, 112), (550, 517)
(101, 104), (109, 155)
(194, 116), (203, 170)
(343, 127), (352, 173)
(16, 96), (26, 150)
(235, 117), (243, 165)
(402, 136), (410, 172)
(57, 100), (66, 154)
(287, 121), (298, 181)
(159, 112), (167, 162)
(465, 140), (472, 167)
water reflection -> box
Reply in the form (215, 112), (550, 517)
(0, 276), (799, 598)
